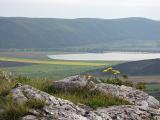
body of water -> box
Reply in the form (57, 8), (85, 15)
(48, 52), (160, 61)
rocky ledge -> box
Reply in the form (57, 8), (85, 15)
(3, 75), (160, 120)
(52, 75), (160, 109)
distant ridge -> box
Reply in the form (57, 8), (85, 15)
(87, 59), (160, 76)
(0, 17), (160, 51)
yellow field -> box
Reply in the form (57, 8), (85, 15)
(0, 57), (106, 66)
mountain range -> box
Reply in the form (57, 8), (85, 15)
(1, 17), (160, 51)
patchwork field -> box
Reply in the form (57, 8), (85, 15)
(0, 51), (120, 80)
(0, 51), (159, 100)
(0, 61), (34, 67)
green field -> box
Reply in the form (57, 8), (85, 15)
(0, 51), (120, 80)
(1, 64), (103, 80)
(145, 83), (160, 100)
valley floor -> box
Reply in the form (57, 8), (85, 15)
(128, 76), (160, 83)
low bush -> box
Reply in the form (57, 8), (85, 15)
(135, 82), (146, 90)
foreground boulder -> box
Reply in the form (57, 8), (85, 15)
(11, 83), (102, 120)
(96, 83), (160, 109)
(2, 81), (157, 120)
(8, 83), (160, 120)
(52, 75), (160, 109)
(95, 105), (160, 120)
(52, 75), (97, 91)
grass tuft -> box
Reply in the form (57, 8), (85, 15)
(50, 87), (130, 109)
(26, 98), (46, 109)
(0, 93), (28, 120)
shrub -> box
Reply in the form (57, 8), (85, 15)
(122, 80), (133, 87)
(100, 77), (123, 86)
(134, 82), (146, 90)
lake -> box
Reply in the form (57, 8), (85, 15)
(48, 52), (160, 61)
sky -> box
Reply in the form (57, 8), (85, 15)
(0, 0), (160, 19)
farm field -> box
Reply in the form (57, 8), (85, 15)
(0, 51), (120, 80)
(128, 76), (160, 83)
(0, 51), (159, 100)
(1, 64), (104, 80)
(146, 83), (160, 100)
(0, 61), (34, 67)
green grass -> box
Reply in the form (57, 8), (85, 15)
(0, 73), (46, 120)
(146, 83), (160, 91)
(26, 98), (46, 109)
(0, 93), (28, 120)
(0, 71), (130, 120)
(2, 64), (106, 80)
(0, 103), (28, 120)
(0, 94), (45, 120)
(145, 83), (160, 101)
(50, 87), (130, 109)
(0, 71), (50, 96)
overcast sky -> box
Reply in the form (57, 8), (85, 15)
(0, 0), (160, 19)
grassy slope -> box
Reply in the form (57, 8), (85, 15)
(87, 59), (160, 76)
(1, 64), (103, 80)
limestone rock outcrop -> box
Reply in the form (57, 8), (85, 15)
(10, 83), (160, 120)
(52, 75), (160, 109)
(2, 75), (160, 120)
(51, 75), (96, 91)
(95, 83), (160, 109)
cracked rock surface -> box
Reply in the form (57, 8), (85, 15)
(7, 75), (160, 120)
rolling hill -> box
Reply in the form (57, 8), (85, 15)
(86, 59), (160, 76)
(0, 17), (160, 51)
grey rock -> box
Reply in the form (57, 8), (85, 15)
(0, 108), (4, 113)
(51, 75), (96, 91)
(11, 84), (103, 120)
(28, 109), (40, 116)
(95, 105), (154, 120)
(95, 83), (160, 109)
(7, 75), (160, 120)
(21, 115), (38, 120)
(147, 96), (160, 109)
(11, 88), (28, 104)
